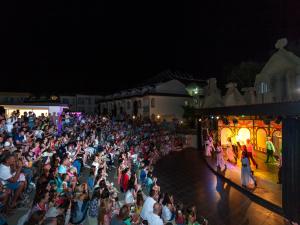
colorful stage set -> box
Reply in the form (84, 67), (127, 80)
(194, 102), (300, 223)
(218, 116), (282, 157)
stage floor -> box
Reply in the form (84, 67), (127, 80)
(206, 150), (282, 208)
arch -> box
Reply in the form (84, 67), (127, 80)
(220, 128), (233, 146)
(257, 128), (267, 152)
(236, 128), (251, 145)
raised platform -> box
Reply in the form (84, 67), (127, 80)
(205, 150), (283, 216)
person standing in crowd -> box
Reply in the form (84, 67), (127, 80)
(246, 139), (258, 169)
(241, 151), (257, 188)
(140, 189), (158, 221)
(147, 203), (164, 225)
(265, 136), (276, 163)
(0, 111), (209, 225)
(0, 152), (26, 208)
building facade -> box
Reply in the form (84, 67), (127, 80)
(99, 78), (203, 121)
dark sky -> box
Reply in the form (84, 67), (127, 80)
(1, 0), (299, 95)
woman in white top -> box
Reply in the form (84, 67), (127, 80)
(161, 193), (175, 223)
(125, 176), (136, 205)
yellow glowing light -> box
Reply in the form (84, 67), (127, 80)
(156, 114), (160, 119)
(236, 128), (251, 145)
(198, 118), (202, 122)
(132, 115), (136, 119)
(216, 116), (220, 119)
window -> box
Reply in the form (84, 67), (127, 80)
(62, 99), (69, 104)
(258, 82), (269, 94)
(151, 98), (155, 108)
(77, 97), (84, 105)
(86, 97), (91, 104)
(127, 101), (131, 109)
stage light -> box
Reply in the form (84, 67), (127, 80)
(132, 115), (136, 120)
(211, 116), (214, 119)
(216, 116), (219, 120)
(198, 118), (202, 122)
(156, 114), (160, 119)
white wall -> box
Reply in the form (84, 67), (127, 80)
(155, 79), (188, 95)
(149, 95), (190, 120)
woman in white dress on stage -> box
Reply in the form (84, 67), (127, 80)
(241, 151), (257, 188)
(204, 137), (214, 157)
(216, 142), (226, 170)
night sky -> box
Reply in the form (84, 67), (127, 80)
(1, 0), (299, 95)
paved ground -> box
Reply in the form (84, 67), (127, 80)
(153, 148), (289, 225)
(206, 150), (282, 207)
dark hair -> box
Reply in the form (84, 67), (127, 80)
(91, 188), (101, 200)
(33, 190), (49, 206)
(24, 210), (45, 225)
(119, 205), (129, 220)
(100, 188), (110, 199)
(127, 176), (135, 191)
(162, 193), (172, 205)
(149, 189), (156, 198)
(136, 190), (144, 207)
(0, 151), (14, 163)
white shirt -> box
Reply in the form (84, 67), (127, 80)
(147, 213), (163, 225)
(162, 205), (172, 222)
(0, 164), (13, 185)
(140, 197), (156, 221)
(125, 189), (134, 204)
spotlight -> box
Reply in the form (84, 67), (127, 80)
(216, 116), (220, 120)
(132, 115), (136, 120)
(198, 118), (202, 122)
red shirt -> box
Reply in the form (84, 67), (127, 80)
(246, 144), (253, 153)
(122, 173), (130, 192)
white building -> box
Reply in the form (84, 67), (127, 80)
(100, 74), (205, 120)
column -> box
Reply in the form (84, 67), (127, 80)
(282, 117), (300, 223)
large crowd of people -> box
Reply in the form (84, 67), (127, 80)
(0, 110), (207, 225)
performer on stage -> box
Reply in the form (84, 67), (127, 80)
(246, 139), (258, 169)
(204, 136), (214, 157)
(241, 151), (257, 188)
(216, 142), (226, 170)
(265, 136), (276, 163)
(231, 135), (239, 160)
(226, 138), (236, 164)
